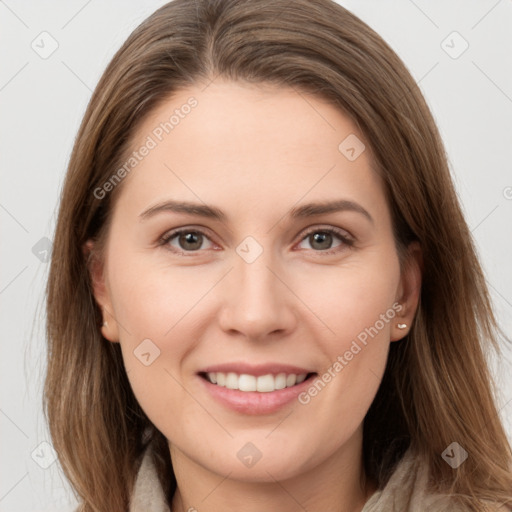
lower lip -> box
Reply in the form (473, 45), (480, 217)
(198, 374), (316, 415)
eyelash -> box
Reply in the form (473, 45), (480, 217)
(158, 225), (355, 257)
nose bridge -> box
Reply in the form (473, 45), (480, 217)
(239, 250), (279, 301)
(218, 235), (295, 338)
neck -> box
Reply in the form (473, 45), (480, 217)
(169, 429), (376, 512)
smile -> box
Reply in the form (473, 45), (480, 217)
(201, 371), (314, 392)
(197, 369), (318, 415)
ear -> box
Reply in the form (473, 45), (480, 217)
(83, 239), (119, 343)
(391, 241), (422, 342)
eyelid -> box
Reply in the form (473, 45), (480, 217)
(158, 224), (355, 256)
(296, 225), (355, 255)
(158, 225), (218, 254)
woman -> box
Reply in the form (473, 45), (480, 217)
(44, 0), (512, 510)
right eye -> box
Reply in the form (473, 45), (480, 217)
(159, 228), (216, 255)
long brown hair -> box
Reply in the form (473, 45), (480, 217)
(44, 0), (512, 510)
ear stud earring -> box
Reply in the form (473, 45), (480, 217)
(101, 307), (108, 327)
(397, 323), (407, 329)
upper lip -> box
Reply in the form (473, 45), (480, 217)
(198, 362), (316, 377)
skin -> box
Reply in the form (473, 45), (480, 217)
(88, 79), (422, 512)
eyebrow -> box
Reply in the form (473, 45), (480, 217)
(139, 198), (373, 224)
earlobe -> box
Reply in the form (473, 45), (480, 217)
(99, 307), (119, 342)
(391, 241), (423, 342)
(83, 239), (120, 343)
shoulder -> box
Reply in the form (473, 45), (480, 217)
(362, 449), (508, 512)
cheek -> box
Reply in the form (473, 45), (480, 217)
(295, 247), (401, 349)
(293, 251), (400, 427)
(293, 313), (393, 472)
(107, 246), (239, 430)
(108, 247), (205, 342)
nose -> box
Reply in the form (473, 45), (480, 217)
(217, 249), (297, 342)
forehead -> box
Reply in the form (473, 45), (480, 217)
(112, 79), (385, 223)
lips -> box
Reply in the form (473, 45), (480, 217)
(196, 362), (318, 414)
(197, 363), (315, 391)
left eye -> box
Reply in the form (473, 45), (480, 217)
(159, 226), (353, 255)
(296, 227), (354, 254)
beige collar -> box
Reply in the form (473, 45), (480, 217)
(129, 443), (171, 512)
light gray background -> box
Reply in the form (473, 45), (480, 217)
(1, 1), (511, 510)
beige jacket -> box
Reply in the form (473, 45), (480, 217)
(128, 443), (475, 512)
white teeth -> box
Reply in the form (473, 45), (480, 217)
(225, 372), (238, 389)
(238, 374), (257, 392)
(204, 372), (309, 392)
(275, 373), (287, 390)
(256, 374), (274, 392)
(286, 374), (297, 387)
(296, 374), (307, 384)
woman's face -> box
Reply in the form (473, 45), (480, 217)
(90, 79), (419, 483)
